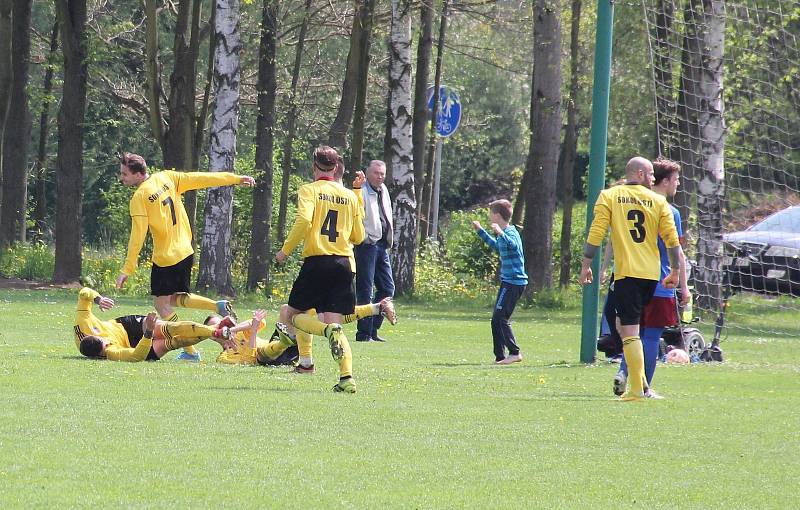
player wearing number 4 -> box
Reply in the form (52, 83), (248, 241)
(276, 146), (365, 393)
(579, 156), (681, 401)
(116, 153), (255, 362)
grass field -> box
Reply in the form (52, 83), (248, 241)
(1, 288), (798, 509)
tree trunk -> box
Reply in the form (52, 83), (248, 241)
(512, 169), (530, 225)
(197, 0), (241, 296)
(53, 0), (87, 284)
(33, 22), (59, 238)
(692, 0), (726, 313)
(143, 0), (166, 153)
(276, 0), (312, 245)
(421, 0), (448, 239)
(388, 0), (415, 296)
(0, 0), (32, 246)
(350, 0), (376, 174)
(0, 0), (12, 222)
(558, 0), (582, 288)
(411, 0), (433, 230)
(327, 0), (365, 150)
(247, 0), (278, 291)
(522, 0), (562, 294)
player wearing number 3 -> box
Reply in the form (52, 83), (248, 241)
(579, 156), (681, 401)
(276, 146), (365, 393)
(116, 153), (255, 361)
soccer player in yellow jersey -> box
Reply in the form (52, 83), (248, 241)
(579, 156), (681, 401)
(115, 153), (255, 361)
(276, 146), (366, 393)
(73, 287), (223, 362)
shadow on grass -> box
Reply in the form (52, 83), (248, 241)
(204, 386), (297, 392)
(430, 361), (590, 370)
(510, 394), (612, 402)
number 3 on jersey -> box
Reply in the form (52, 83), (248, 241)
(320, 210), (339, 242)
(627, 209), (645, 243)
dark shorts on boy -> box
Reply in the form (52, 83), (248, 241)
(288, 255), (355, 315)
(640, 296), (678, 328)
(613, 277), (657, 326)
(151, 254), (193, 296)
(115, 315), (160, 361)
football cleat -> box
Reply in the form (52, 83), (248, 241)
(275, 322), (296, 346)
(293, 363), (315, 374)
(379, 297), (397, 326)
(216, 300), (238, 321)
(218, 315), (237, 328)
(332, 377), (356, 393)
(613, 372), (627, 396)
(212, 326), (231, 340)
(324, 323), (345, 361)
(644, 389), (665, 400)
(175, 350), (202, 362)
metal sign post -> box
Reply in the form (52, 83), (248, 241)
(426, 85), (462, 238)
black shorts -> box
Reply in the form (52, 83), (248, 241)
(151, 254), (193, 296)
(288, 256), (355, 315)
(115, 315), (160, 361)
(613, 277), (657, 326)
(258, 345), (299, 366)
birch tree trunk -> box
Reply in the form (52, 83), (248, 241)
(247, 0), (278, 291)
(522, 0), (562, 293)
(53, 0), (87, 283)
(350, 0), (376, 173)
(693, 0), (726, 313)
(197, 0), (241, 296)
(0, 0), (32, 246)
(387, 0), (415, 296)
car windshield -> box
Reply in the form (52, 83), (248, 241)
(749, 207), (800, 233)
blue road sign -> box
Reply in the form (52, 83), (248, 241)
(426, 85), (462, 138)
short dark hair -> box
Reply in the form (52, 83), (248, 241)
(489, 199), (513, 222)
(203, 315), (216, 326)
(79, 336), (105, 358)
(312, 146), (338, 172)
(333, 155), (345, 180)
(121, 153), (147, 174)
(653, 157), (680, 186)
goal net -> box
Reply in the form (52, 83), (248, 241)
(641, 0), (800, 339)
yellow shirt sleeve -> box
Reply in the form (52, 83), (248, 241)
(171, 170), (241, 194)
(349, 193), (365, 246)
(658, 201), (680, 248)
(586, 191), (611, 247)
(75, 288), (100, 349)
(281, 184), (314, 255)
(122, 212), (149, 276)
(106, 337), (153, 362)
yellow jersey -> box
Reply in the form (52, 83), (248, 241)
(586, 184), (679, 281)
(281, 178), (365, 271)
(74, 287), (153, 362)
(123, 170), (241, 275)
(215, 319), (268, 365)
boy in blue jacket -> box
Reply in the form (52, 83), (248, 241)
(472, 199), (528, 364)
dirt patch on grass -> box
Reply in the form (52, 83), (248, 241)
(0, 277), (82, 290)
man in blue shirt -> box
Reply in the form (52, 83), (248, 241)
(472, 199), (528, 364)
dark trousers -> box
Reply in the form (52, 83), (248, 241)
(491, 282), (526, 361)
(354, 240), (395, 340)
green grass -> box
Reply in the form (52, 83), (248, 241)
(0, 289), (798, 508)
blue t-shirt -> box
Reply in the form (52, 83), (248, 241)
(477, 225), (528, 286)
(653, 205), (682, 298)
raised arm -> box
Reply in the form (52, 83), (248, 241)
(105, 337), (153, 362)
(172, 170), (254, 194)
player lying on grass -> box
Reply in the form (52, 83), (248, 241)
(210, 299), (397, 367)
(74, 287), (226, 362)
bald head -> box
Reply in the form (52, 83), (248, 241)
(625, 156), (654, 187)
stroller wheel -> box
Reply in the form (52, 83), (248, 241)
(683, 328), (705, 357)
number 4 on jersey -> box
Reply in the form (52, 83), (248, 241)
(320, 210), (339, 242)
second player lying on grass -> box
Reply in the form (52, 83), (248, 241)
(74, 287), (225, 362)
(214, 300), (397, 366)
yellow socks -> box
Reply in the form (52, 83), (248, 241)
(622, 336), (646, 397)
(338, 335), (353, 379)
(175, 293), (218, 312)
(292, 313), (328, 336)
(161, 321), (215, 352)
(342, 304), (378, 324)
(162, 312), (197, 355)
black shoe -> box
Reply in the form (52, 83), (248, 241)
(373, 335), (387, 342)
(356, 336), (373, 342)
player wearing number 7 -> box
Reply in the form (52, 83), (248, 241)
(275, 146), (365, 393)
(116, 153), (255, 361)
(579, 156), (681, 401)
